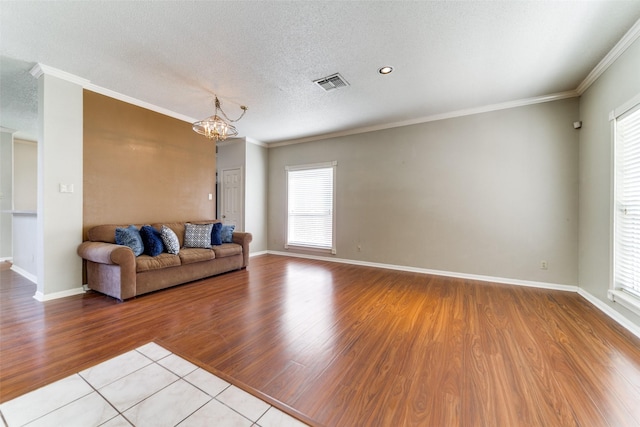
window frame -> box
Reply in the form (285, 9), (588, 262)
(285, 161), (337, 254)
(609, 92), (640, 317)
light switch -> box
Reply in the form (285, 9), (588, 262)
(208, 193), (213, 200)
(59, 183), (74, 193)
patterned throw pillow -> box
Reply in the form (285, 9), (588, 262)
(211, 222), (223, 246)
(115, 225), (144, 256)
(161, 225), (180, 255)
(184, 223), (214, 249)
(221, 224), (235, 243)
(140, 225), (164, 257)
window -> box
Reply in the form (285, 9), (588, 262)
(611, 97), (640, 315)
(286, 161), (336, 254)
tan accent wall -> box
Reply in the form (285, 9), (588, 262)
(83, 91), (216, 236)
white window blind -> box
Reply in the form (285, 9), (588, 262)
(286, 162), (336, 253)
(614, 103), (640, 301)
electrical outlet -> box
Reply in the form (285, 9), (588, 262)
(357, 244), (361, 252)
(540, 260), (548, 270)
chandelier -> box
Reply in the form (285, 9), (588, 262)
(192, 96), (248, 142)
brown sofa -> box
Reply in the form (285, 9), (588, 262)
(77, 221), (252, 301)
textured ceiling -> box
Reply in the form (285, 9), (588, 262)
(1, 1), (640, 143)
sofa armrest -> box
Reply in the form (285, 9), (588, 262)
(232, 232), (253, 268)
(77, 241), (137, 300)
(78, 241), (135, 266)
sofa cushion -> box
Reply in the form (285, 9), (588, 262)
(179, 248), (215, 265)
(140, 225), (164, 257)
(212, 243), (242, 258)
(161, 225), (180, 255)
(115, 225), (144, 256)
(221, 224), (235, 243)
(136, 253), (181, 273)
(211, 222), (223, 246)
(184, 223), (214, 249)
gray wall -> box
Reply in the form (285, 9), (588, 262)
(245, 142), (268, 253)
(269, 98), (580, 285)
(0, 131), (13, 259)
(36, 72), (84, 298)
(579, 36), (640, 324)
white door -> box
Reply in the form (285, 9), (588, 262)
(220, 167), (243, 229)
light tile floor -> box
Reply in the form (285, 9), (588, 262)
(0, 343), (308, 427)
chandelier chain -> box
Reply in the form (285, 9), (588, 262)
(215, 96), (248, 123)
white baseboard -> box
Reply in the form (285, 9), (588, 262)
(267, 250), (640, 339)
(10, 265), (37, 284)
(250, 250), (269, 257)
(607, 289), (640, 318)
(0, 257), (13, 262)
(267, 250), (577, 292)
(579, 289), (640, 340)
(33, 287), (85, 302)
(9, 264), (86, 301)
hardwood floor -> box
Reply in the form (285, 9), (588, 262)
(2, 255), (640, 426)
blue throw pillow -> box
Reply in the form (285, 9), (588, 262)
(211, 222), (223, 245)
(140, 225), (164, 256)
(115, 225), (144, 256)
(221, 224), (235, 243)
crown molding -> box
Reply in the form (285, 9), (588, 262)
(269, 90), (579, 148)
(29, 63), (90, 87)
(216, 137), (244, 148)
(0, 127), (17, 134)
(85, 84), (197, 124)
(576, 17), (640, 95)
(215, 137), (268, 148)
(246, 137), (268, 147)
(29, 63), (198, 125)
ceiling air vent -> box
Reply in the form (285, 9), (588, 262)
(314, 73), (349, 92)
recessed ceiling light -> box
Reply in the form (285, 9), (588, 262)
(378, 66), (393, 75)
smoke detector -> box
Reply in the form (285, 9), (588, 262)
(314, 73), (349, 92)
